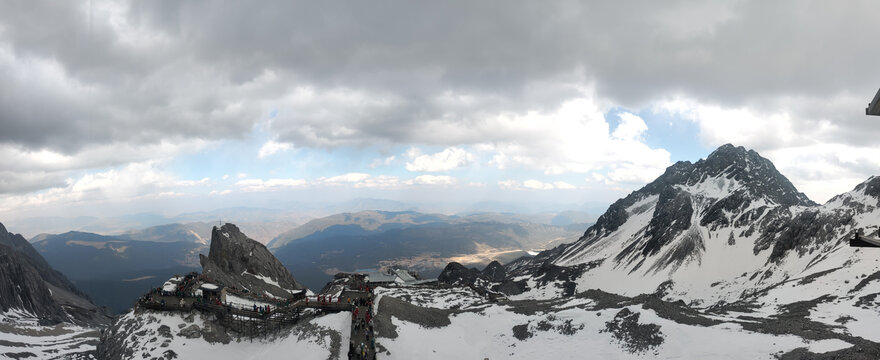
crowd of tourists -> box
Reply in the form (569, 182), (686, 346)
(348, 285), (376, 360)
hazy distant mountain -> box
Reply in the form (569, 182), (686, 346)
(270, 210), (588, 288)
(320, 198), (417, 214)
(267, 210), (453, 250)
(32, 231), (205, 313)
(171, 206), (294, 223)
(32, 232), (205, 279)
(117, 222), (214, 244)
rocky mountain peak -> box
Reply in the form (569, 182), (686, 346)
(579, 144), (811, 244)
(691, 144), (814, 207)
(854, 176), (880, 199)
(199, 223), (305, 297)
(554, 144), (824, 272)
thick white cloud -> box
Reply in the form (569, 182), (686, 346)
(523, 180), (554, 190)
(473, 96), (671, 180)
(235, 178), (307, 192)
(321, 173), (372, 184)
(257, 140), (293, 158)
(405, 147), (474, 172)
(410, 175), (456, 186)
(0, 161), (210, 213)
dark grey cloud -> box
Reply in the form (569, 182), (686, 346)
(1, 0), (879, 154)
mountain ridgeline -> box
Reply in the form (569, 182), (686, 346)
(0, 222), (110, 326)
(499, 144), (880, 308)
(575, 143), (813, 262)
(270, 211), (587, 289)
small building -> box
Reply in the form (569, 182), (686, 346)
(365, 271), (398, 286)
(288, 289), (307, 301)
(392, 269), (417, 282)
(364, 269), (435, 286)
(200, 283), (226, 303)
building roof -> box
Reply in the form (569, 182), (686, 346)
(365, 272), (397, 283)
(392, 269), (417, 282)
(200, 283), (220, 290)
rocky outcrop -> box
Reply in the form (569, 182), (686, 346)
(0, 222), (85, 298)
(0, 243), (68, 324)
(199, 223), (305, 297)
(437, 262), (481, 285)
(482, 261), (506, 282)
(439, 261), (526, 295)
(0, 222), (110, 326)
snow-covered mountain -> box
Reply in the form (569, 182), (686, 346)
(506, 145), (880, 304)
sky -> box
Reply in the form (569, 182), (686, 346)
(1, 1), (880, 222)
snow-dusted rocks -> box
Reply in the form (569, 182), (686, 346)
(98, 308), (351, 360)
(370, 285), (861, 359)
(199, 223), (305, 298)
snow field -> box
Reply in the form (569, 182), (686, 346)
(116, 310), (351, 360)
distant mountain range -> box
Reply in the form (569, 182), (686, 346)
(13, 207), (310, 243)
(25, 209), (589, 311)
(31, 230), (205, 313)
(270, 210), (590, 289)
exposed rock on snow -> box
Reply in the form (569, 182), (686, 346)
(481, 260), (506, 282)
(602, 308), (664, 354)
(372, 285), (862, 359)
(437, 262), (481, 286)
(98, 308), (349, 360)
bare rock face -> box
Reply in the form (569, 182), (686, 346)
(481, 261), (507, 282)
(437, 262), (481, 286)
(0, 222), (110, 326)
(199, 223), (305, 297)
(0, 243), (68, 324)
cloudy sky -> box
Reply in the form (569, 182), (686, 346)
(1, 0), (879, 221)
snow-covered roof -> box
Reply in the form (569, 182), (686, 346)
(407, 279), (437, 285)
(200, 283), (220, 290)
(366, 272), (397, 283)
(392, 269), (417, 282)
